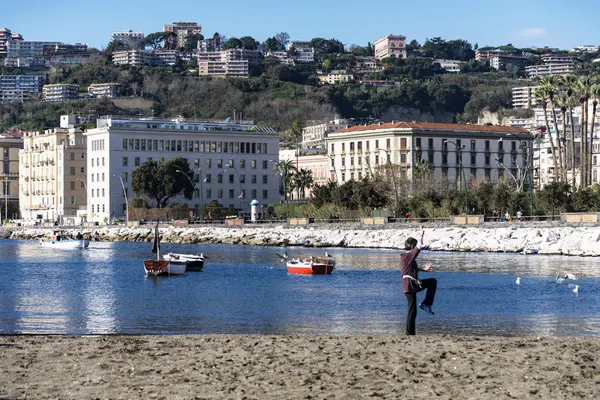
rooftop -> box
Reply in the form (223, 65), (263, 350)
(334, 121), (531, 135)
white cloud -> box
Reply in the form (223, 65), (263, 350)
(519, 28), (547, 38)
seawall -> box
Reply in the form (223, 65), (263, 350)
(2, 224), (600, 256)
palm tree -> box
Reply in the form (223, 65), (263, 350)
(588, 82), (600, 186)
(293, 169), (314, 199)
(560, 75), (579, 188)
(577, 76), (594, 187)
(535, 86), (560, 182)
(272, 160), (297, 201)
(540, 76), (565, 181)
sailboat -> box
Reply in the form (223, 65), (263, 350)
(143, 222), (185, 276)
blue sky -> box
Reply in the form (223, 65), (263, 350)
(3, 0), (600, 50)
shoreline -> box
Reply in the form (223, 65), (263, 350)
(1, 334), (598, 399)
(3, 224), (600, 256)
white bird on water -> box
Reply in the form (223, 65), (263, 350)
(516, 277), (521, 285)
(572, 285), (579, 293)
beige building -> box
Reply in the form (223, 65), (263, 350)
(43, 84), (79, 102)
(163, 22), (202, 48)
(88, 83), (120, 98)
(327, 121), (533, 186)
(19, 115), (87, 223)
(512, 86), (540, 109)
(318, 71), (354, 84)
(112, 49), (154, 67)
(302, 118), (348, 149)
(198, 49), (258, 78)
(374, 35), (407, 60)
(1, 133), (23, 220)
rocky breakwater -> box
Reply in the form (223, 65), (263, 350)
(3, 225), (600, 256)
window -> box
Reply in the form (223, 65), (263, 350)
(240, 160), (246, 169)
(485, 140), (490, 150)
(262, 175), (268, 184)
(251, 189), (257, 199)
(331, 144), (335, 153)
(70, 196), (76, 204)
(341, 172), (346, 181)
(342, 143), (345, 152)
(229, 174), (234, 183)
(70, 167), (75, 175)
(122, 139), (127, 150)
(217, 174), (223, 183)
(141, 139), (146, 151)
(262, 190), (268, 199)
(251, 160), (257, 169)
(240, 174), (246, 183)
(135, 157), (140, 167)
(123, 172), (128, 182)
(128, 139), (134, 150)
(471, 140), (476, 151)
(485, 155), (490, 165)
(471, 154), (476, 165)
(400, 154), (407, 163)
(428, 152), (434, 164)
(428, 138), (434, 149)
(229, 159), (234, 168)
(217, 189), (223, 198)
(92, 159), (95, 167)
(229, 189), (234, 198)
(485, 169), (491, 181)
(262, 160), (268, 169)
(400, 138), (407, 150)
(206, 189), (212, 198)
(92, 174), (94, 182)
(134, 139), (140, 150)
(416, 138), (421, 149)
(205, 174), (211, 183)
(70, 152), (75, 161)
(217, 159), (223, 168)
(205, 159), (212, 168)
(122, 157), (128, 166)
(80, 181), (85, 189)
(442, 154), (448, 165)
(70, 181), (75, 190)
(251, 175), (257, 184)
(102, 173), (105, 182)
(102, 188), (105, 197)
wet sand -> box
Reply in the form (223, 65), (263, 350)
(1, 334), (598, 399)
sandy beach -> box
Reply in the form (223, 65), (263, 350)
(1, 334), (598, 399)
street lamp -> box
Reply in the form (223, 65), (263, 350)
(326, 154), (340, 207)
(377, 148), (398, 216)
(270, 160), (288, 203)
(113, 174), (128, 226)
(224, 164), (244, 212)
(443, 140), (468, 215)
(202, 169), (227, 217)
(176, 169), (202, 222)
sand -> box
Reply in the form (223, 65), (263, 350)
(1, 334), (598, 399)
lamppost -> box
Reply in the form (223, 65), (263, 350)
(224, 164), (244, 211)
(76, 178), (90, 223)
(377, 148), (398, 216)
(113, 174), (128, 226)
(270, 160), (288, 203)
(176, 169), (202, 222)
(326, 154), (340, 207)
(443, 140), (468, 215)
(202, 169), (228, 218)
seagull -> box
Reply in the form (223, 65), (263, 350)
(572, 285), (579, 293)
(564, 273), (578, 281)
(515, 277), (521, 285)
(325, 251), (330, 257)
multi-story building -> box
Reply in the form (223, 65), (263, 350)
(0, 28), (17, 59)
(374, 35), (407, 60)
(278, 153), (329, 198)
(541, 54), (573, 64)
(111, 30), (145, 50)
(163, 22), (202, 49)
(570, 45), (599, 53)
(266, 50), (293, 64)
(43, 84), (79, 102)
(0, 133), (23, 220)
(6, 40), (59, 59)
(327, 121), (533, 186)
(435, 59), (461, 73)
(0, 75), (45, 103)
(318, 70), (354, 84)
(489, 54), (531, 70)
(198, 49), (259, 78)
(288, 41), (315, 62)
(19, 115), (87, 223)
(112, 49), (155, 67)
(83, 116), (280, 224)
(512, 86), (540, 109)
(302, 118), (348, 149)
(88, 83), (120, 98)
(5, 40), (87, 67)
(525, 63), (574, 78)
(154, 49), (178, 66)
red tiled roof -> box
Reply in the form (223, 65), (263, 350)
(335, 121), (530, 135)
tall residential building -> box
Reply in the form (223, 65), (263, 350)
(302, 118), (349, 149)
(82, 116), (280, 224)
(43, 84), (79, 102)
(327, 121), (533, 185)
(198, 49), (259, 78)
(489, 54), (531, 70)
(0, 75), (46, 103)
(163, 22), (202, 48)
(19, 115), (88, 223)
(111, 30), (145, 50)
(0, 28), (15, 58)
(374, 35), (407, 60)
(1, 133), (23, 220)
(88, 83), (120, 98)
(112, 49), (154, 67)
(525, 63), (574, 78)
(288, 41), (315, 62)
(512, 86), (540, 109)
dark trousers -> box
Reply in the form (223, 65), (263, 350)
(404, 278), (437, 336)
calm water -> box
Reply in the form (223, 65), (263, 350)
(1, 239), (599, 336)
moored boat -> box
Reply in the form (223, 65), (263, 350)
(163, 253), (205, 271)
(39, 231), (89, 249)
(287, 256), (335, 275)
(144, 222), (186, 276)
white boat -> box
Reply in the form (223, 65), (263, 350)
(163, 253), (205, 271)
(39, 231), (89, 249)
(144, 223), (186, 276)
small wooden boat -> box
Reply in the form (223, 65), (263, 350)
(144, 222), (186, 276)
(40, 231), (89, 249)
(163, 253), (205, 271)
(287, 255), (335, 275)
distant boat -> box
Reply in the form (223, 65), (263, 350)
(39, 230), (89, 249)
(521, 248), (539, 255)
(287, 254), (335, 275)
(163, 252), (205, 271)
(144, 222), (184, 276)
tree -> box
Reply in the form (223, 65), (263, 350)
(540, 76), (565, 182)
(272, 160), (297, 201)
(534, 86), (559, 181)
(239, 36), (259, 50)
(264, 36), (281, 51)
(538, 182), (571, 216)
(131, 157), (194, 208)
(223, 38), (243, 50)
(275, 32), (290, 49)
(322, 58), (332, 73)
(143, 32), (175, 50)
(294, 168), (314, 199)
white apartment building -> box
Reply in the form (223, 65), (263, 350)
(288, 41), (315, 62)
(374, 35), (407, 60)
(512, 86), (539, 109)
(0, 28), (19, 59)
(570, 45), (599, 53)
(525, 63), (574, 78)
(198, 49), (259, 78)
(266, 50), (293, 64)
(318, 71), (354, 84)
(154, 49), (178, 66)
(83, 116), (280, 224)
(88, 83), (120, 98)
(435, 59), (461, 73)
(163, 22), (202, 48)
(327, 121), (533, 186)
(111, 30), (145, 50)
(1, 134), (23, 220)
(19, 115), (87, 223)
(112, 49), (154, 67)
(0, 75), (45, 103)
(43, 84), (79, 102)
(541, 54), (573, 64)
(302, 118), (348, 149)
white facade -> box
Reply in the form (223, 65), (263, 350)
(512, 86), (539, 109)
(19, 116), (87, 223)
(570, 45), (599, 53)
(525, 63), (574, 78)
(0, 74), (45, 103)
(83, 117), (280, 224)
(112, 49), (154, 67)
(197, 49), (258, 78)
(435, 59), (461, 73)
(111, 30), (145, 50)
(288, 41), (315, 62)
(43, 84), (79, 102)
(327, 122), (533, 186)
(318, 71), (354, 84)
(88, 83), (120, 98)
(302, 118), (348, 149)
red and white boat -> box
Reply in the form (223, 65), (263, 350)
(287, 256), (335, 275)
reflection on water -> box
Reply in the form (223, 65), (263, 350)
(0, 240), (599, 336)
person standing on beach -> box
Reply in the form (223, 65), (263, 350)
(401, 229), (437, 336)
